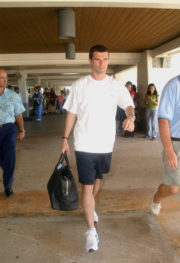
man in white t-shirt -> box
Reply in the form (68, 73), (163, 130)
(61, 45), (135, 253)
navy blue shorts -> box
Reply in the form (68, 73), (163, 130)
(75, 151), (112, 185)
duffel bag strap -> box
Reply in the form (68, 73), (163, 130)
(63, 151), (70, 167)
(58, 152), (70, 167)
(58, 153), (65, 163)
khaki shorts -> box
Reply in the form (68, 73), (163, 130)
(162, 141), (180, 186)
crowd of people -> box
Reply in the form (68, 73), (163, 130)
(7, 84), (68, 122)
(31, 86), (68, 121)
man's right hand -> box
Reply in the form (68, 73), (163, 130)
(165, 149), (178, 170)
(60, 112), (77, 156)
(61, 139), (70, 156)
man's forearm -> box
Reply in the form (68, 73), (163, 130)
(16, 114), (24, 131)
(159, 118), (173, 152)
(63, 112), (77, 137)
(125, 106), (135, 118)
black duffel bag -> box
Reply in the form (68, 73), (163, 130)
(47, 152), (79, 211)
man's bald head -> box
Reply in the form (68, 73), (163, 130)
(0, 69), (8, 91)
(0, 68), (7, 75)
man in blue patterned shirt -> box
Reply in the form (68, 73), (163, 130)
(0, 68), (25, 197)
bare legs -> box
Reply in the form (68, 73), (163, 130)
(93, 179), (101, 199)
(82, 179), (101, 228)
(153, 184), (180, 203)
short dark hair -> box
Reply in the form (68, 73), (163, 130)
(125, 81), (133, 87)
(89, 45), (108, 60)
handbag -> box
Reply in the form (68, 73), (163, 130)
(47, 152), (79, 211)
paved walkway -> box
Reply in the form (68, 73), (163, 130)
(0, 114), (180, 262)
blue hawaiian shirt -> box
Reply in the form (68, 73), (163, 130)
(0, 88), (25, 124)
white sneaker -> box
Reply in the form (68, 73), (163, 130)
(150, 190), (161, 215)
(94, 211), (99, 224)
(151, 201), (161, 216)
(85, 228), (99, 253)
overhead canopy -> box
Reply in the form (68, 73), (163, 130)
(0, 1), (180, 85)
(0, 7), (180, 54)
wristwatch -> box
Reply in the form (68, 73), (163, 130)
(19, 130), (25, 134)
(62, 136), (68, 140)
(127, 113), (135, 118)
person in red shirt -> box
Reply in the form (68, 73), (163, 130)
(49, 88), (56, 113)
(43, 87), (50, 114)
(126, 81), (135, 99)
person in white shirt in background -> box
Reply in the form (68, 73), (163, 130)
(61, 45), (135, 253)
(14, 87), (22, 101)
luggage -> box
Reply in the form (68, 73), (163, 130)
(47, 152), (79, 211)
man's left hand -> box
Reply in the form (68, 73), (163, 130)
(122, 117), (135, 132)
(17, 132), (25, 141)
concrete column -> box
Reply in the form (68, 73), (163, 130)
(18, 71), (29, 118)
(137, 50), (152, 105)
(46, 81), (49, 89)
(42, 80), (48, 88)
(137, 50), (152, 131)
(34, 77), (41, 87)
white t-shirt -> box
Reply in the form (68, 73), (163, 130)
(63, 75), (134, 153)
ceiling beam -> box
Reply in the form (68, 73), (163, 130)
(0, 52), (141, 67)
(0, 0), (180, 9)
(6, 68), (114, 75)
(28, 75), (84, 80)
(151, 36), (180, 57)
(113, 65), (134, 74)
